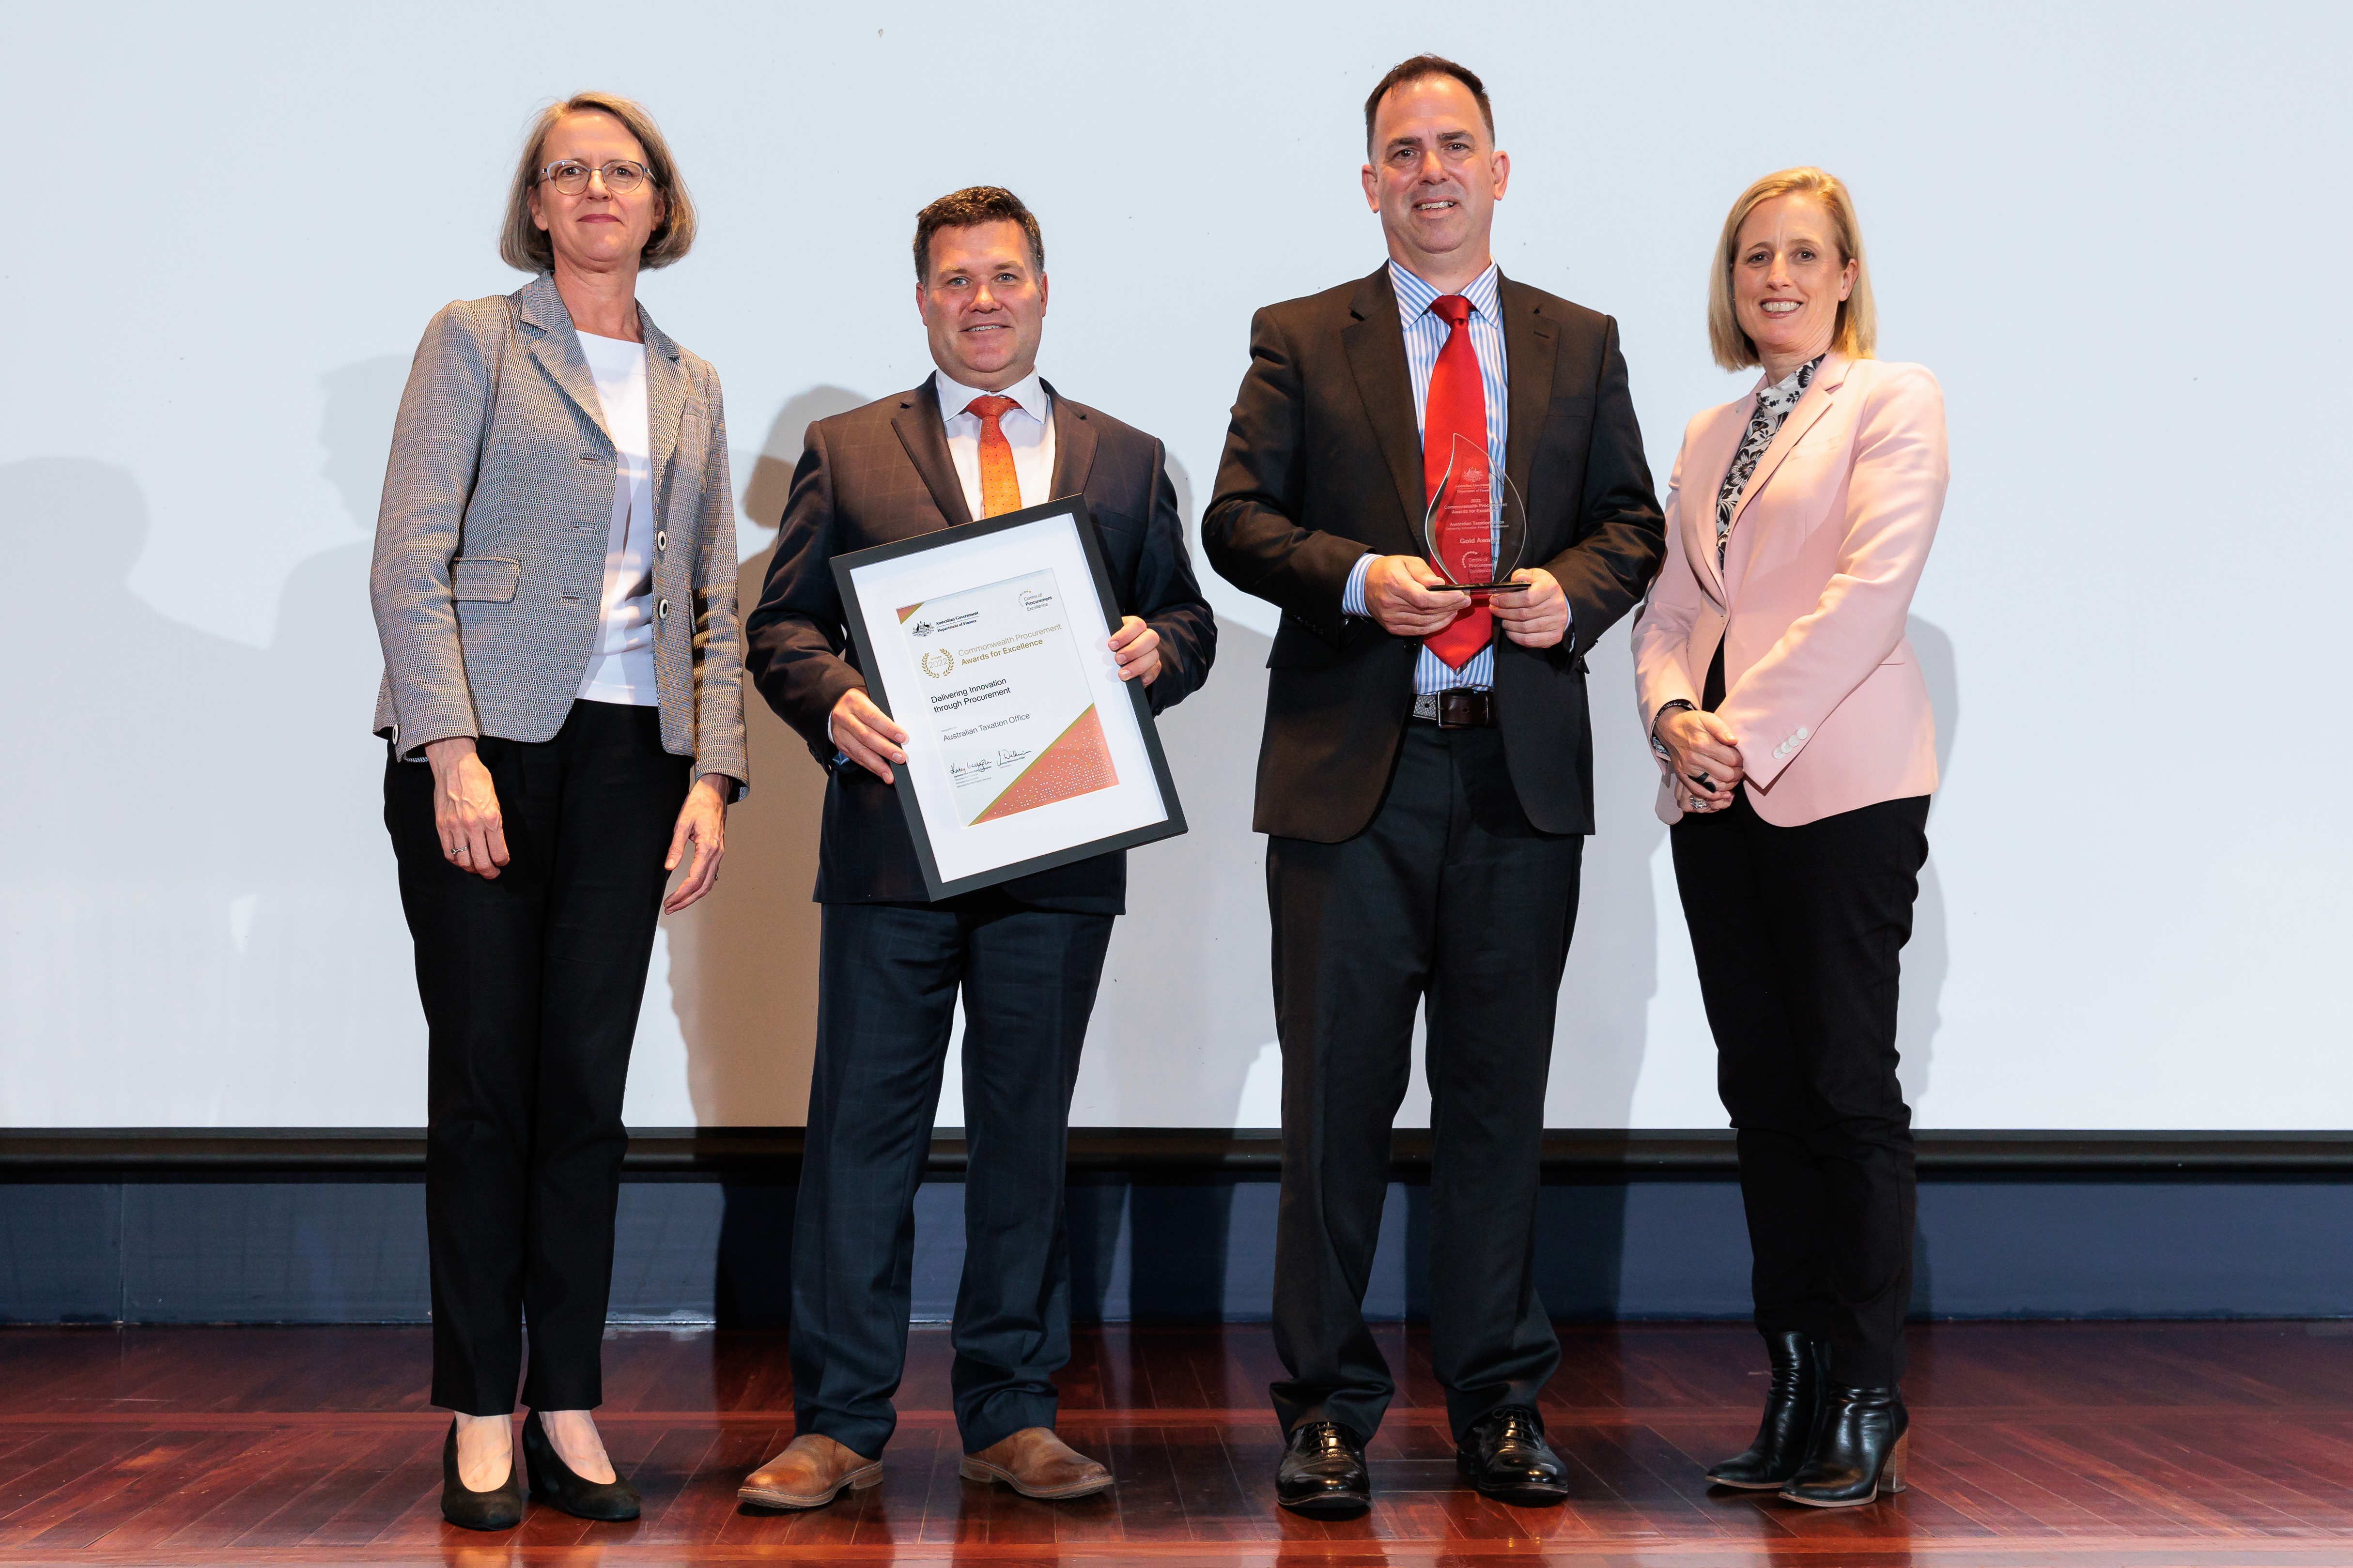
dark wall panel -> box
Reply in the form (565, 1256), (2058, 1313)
(119, 1181), (429, 1323)
(5, 1173), (2350, 1325)
(0, 1183), (121, 1323)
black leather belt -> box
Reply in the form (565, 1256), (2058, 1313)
(1411, 690), (1497, 728)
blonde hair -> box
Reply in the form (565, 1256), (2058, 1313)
(497, 92), (696, 274)
(1706, 167), (1875, 371)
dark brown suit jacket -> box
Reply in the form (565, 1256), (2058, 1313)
(1203, 267), (1664, 842)
(744, 376), (1216, 911)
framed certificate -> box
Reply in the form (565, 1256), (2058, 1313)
(831, 496), (1188, 900)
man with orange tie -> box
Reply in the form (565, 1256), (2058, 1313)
(739, 186), (1215, 1509)
(1204, 58), (1663, 1515)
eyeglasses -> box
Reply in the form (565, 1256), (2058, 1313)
(537, 159), (652, 196)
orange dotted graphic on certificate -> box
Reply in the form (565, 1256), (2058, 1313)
(971, 705), (1120, 824)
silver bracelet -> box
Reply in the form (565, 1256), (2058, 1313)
(1649, 699), (1696, 758)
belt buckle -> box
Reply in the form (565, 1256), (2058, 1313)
(1412, 693), (1439, 723)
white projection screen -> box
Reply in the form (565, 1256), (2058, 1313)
(4, 1), (2345, 1134)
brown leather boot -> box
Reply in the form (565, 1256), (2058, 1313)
(737, 1432), (883, 1509)
(958, 1427), (1114, 1500)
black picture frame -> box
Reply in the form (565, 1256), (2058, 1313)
(829, 495), (1189, 902)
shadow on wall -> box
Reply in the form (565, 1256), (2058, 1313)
(1071, 452), (1277, 1136)
(235, 358), (422, 1093)
(1898, 614), (1959, 1115)
(662, 386), (871, 1126)
(0, 458), (267, 1121)
(0, 360), (419, 1123)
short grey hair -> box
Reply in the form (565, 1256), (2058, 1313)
(497, 92), (696, 274)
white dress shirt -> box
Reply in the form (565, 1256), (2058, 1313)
(934, 367), (1055, 516)
(575, 330), (658, 705)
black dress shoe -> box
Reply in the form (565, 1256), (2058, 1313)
(1455, 1405), (1569, 1506)
(440, 1419), (524, 1531)
(522, 1409), (642, 1521)
(1276, 1420), (1370, 1517)
(1779, 1383), (1907, 1507)
(1707, 1331), (1829, 1489)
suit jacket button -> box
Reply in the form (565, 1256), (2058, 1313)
(1796, 726), (1810, 740)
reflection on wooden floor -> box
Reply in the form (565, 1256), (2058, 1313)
(1, 1322), (2350, 1564)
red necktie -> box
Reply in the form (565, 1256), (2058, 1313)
(1421, 295), (1491, 669)
(962, 395), (1023, 518)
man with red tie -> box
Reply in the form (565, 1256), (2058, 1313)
(1204, 58), (1664, 1515)
(740, 187), (1216, 1509)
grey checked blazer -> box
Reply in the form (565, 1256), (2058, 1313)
(370, 273), (748, 789)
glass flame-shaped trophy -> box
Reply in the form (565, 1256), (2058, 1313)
(1423, 431), (1528, 594)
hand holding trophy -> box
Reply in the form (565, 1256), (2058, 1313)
(1423, 431), (1528, 596)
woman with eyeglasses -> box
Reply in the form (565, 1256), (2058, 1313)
(370, 91), (746, 1530)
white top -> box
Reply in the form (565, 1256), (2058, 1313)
(575, 330), (658, 706)
(933, 368), (1055, 517)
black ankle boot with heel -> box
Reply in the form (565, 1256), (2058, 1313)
(522, 1409), (641, 1521)
(440, 1419), (525, 1531)
(1780, 1382), (1907, 1507)
(1705, 1331), (1828, 1490)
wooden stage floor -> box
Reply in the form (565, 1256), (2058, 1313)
(1, 1322), (2350, 1566)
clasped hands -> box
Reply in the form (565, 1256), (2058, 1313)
(1654, 708), (1745, 815)
(830, 615), (1162, 784)
(1361, 555), (1567, 647)
(424, 737), (730, 912)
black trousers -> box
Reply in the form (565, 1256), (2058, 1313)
(1267, 721), (1583, 1444)
(790, 893), (1114, 1458)
(1670, 788), (1929, 1385)
(385, 700), (689, 1416)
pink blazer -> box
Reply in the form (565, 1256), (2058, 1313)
(1631, 354), (1948, 827)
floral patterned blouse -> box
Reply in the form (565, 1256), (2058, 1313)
(1714, 353), (1826, 566)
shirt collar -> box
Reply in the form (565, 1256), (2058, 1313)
(934, 367), (1050, 427)
(1755, 353), (1827, 403)
(1390, 260), (1502, 327)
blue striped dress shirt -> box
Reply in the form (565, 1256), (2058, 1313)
(1341, 261), (1527, 693)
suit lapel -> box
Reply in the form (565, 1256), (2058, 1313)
(1722, 355), (1847, 599)
(1685, 400), (1749, 602)
(514, 275), (612, 445)
(1340, 268), (1427, 554)
(890, 375), (974, 528)
(1042, 380), (1097, 500)
(639, 307), (689, 493)
(1497, 274), (1557, 552)
(1728, 353), (1846, 538)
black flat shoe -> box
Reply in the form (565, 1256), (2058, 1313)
(1779, 1383), (1907, 1508)
(1707, 1331), (1829, 1489)
(1455, 1405), (1568, 1506)
(441, 1419), (524, 1531)
(522, 1409), (641, 1522)
(1276, 1420), (1369, 1518)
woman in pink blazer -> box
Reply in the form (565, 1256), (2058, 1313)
(1632, 167), (1948, 1509)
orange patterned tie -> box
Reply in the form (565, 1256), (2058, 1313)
(962, 395), (1023, 518)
